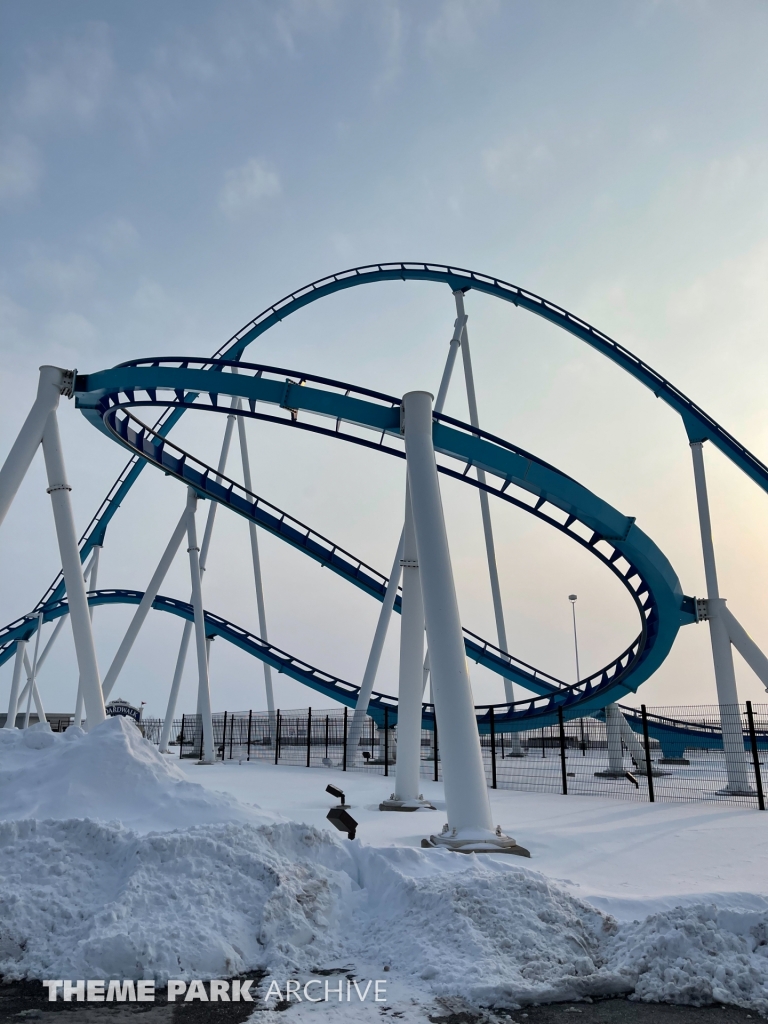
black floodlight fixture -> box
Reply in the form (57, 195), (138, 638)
(326, 784), (347, 806)
(362, 751), (371, 762)
(327, 805), (358, 840)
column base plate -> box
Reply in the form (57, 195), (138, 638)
(421, 832), (530, 857)
(379, 797), (435, 811)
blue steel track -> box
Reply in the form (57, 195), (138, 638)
(3, 263), (767, 734)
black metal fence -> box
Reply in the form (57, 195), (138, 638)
(168, 702), (767, 810)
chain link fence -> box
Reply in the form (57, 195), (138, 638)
(163, 702), (767, 810)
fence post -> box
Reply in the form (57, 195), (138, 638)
(275, 710), (281, 765)
(222, 711), (228, 761)
(489, 707), (497, 789)
(500, 730), (504, 759)
(246, 709), (252, 762)
(641, 704), (655, 803)
(325, 714), (329, 759)
(384, 707), (389, 777)
(746, 701), (765, 811)
(229, 713), (235, 760)
(342, 707), (348, 772)
(558, 708), (568, 795)
(306, 707), (312, 768)
(433, 717), (438, 782)
(179, 714), (186, 759)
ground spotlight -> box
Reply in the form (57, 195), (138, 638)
(326, 784), (347, 806)
(326, 805), (358, 840)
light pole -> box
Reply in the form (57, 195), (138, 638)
(569, 594), (586, 756)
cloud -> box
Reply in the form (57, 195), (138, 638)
(218, 158), (281, 218)
(15, 22), (113, 125)
(96, 217), (140, 255)
(423, 0), (500, 56)
(482, 135), (553, 192)
(0, 137), (42, 202)
(23, 255), (96, 298)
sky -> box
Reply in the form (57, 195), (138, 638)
(2, 0), (768, 721)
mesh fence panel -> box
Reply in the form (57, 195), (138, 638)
(168, 703), (767, 810)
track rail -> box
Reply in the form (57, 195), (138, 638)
(0, 589), (672, 731)
(68, 358), (693, 720)
(213, 262), (768, 491)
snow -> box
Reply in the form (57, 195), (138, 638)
(2, 719), (768, 1018)
(0, 716), (273, 833)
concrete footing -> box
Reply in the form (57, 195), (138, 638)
(421, 827), (530, 857)
(379, 795), (435, 811)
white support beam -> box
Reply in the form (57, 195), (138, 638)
(690, 441), (753, 794)
(42, 410), (105, 730)
(346, 326), (465, 765)
(22, 613), (45, 728)
(0, 366), (69, 531)
(4, 640), (27, 728)
(101, 510), (188, 701)
(73, 544), (101, 727)
(346, 536), (403, 766)
(158, 404), (236, 753)
(236, 408), (275, 718)
(453, 291), (523, 755)
(158, 620), (193, 753)
(404, 390), (523, 852)
(381, 488), (432, 810)
(722, 605), (768, 691)
(186, 489), (214, 763)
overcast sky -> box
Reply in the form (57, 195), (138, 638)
(2, 1), (768, 720)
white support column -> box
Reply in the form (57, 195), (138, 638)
(453, 292), (523, 757)
(23, 672), (46, 728)
(346, 327), (465, 764)
(236, 411), (275, 717)
(346, 537), (403, 765)
(403, 390), (526, 854)
(618, 713), (651, 774)
(101, 511), (188, 701)
(380, 489), (433, 810)
(21, 665), (35, 730)
(158, 407), (236, 752)
(186, 489), (214, 764)
(434, 310), (467, 413)
(73, 544), (101, 726)
(38, 615), (68, 680)
(4, 639), (27, 728)
(22, 613), (45, 729)
(690, 441), (752, 793)
(42, 411), (105, 730)
(722, 605), (768, 690)
(158, 620), (193, 753)
(0, 366), (68, 531)
(595, 703), (625, 776)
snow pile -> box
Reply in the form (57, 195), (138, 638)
(352, 845), (629, 1005)
(2, 720), (768, 1013)
(609, 903), (768, 1011)
(353, 847), (768, 1012)
(2, 816), (768, 1013)
(0, 716), (273, 832)
(0, 818), (354, 984)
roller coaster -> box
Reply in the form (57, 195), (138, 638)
(2, 263), (768, 842)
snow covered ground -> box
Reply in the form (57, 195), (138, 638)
(2, 717), (768, 1021)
